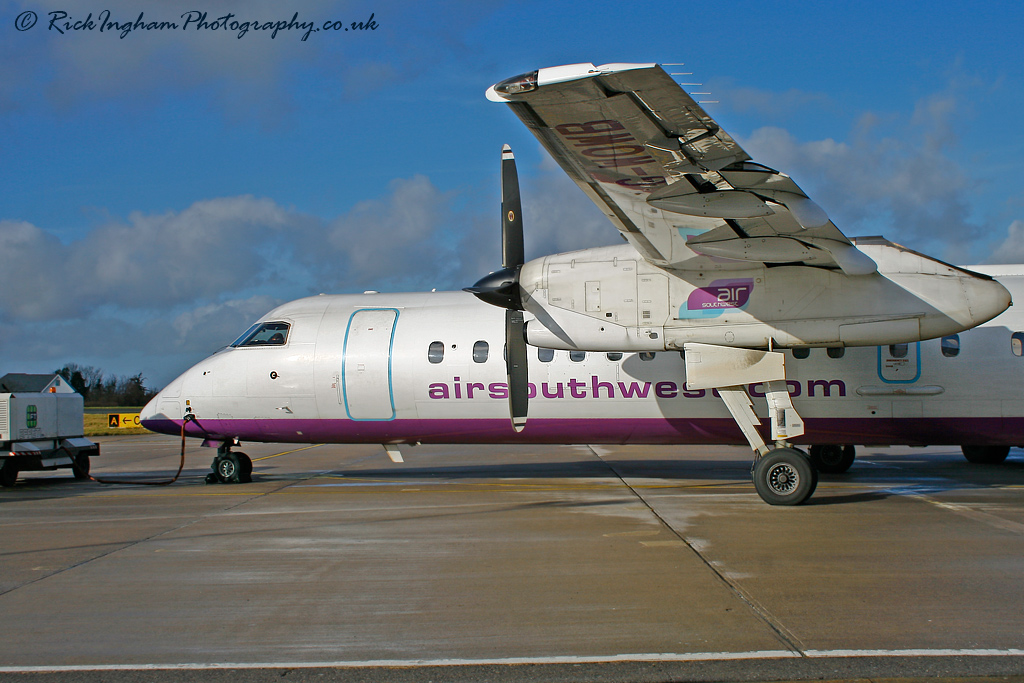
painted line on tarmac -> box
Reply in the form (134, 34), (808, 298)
(907, 493), (1024, 534)
(2, 649), (1024, 672)
(252, 444), (324, 462)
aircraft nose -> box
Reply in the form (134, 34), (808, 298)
(140, 375), (186, 436)
(964, 274), (1012, 327)
(140, 395), (157, 424)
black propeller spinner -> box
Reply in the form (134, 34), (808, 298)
(464, 145), (529, 432)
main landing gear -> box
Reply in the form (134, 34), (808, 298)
(683, 342), (817, 506)
(809, 444), (857, 474)
(206, 441), (252, 484)
(752, 448), (817, 506)
(961, 445), (1010, 464)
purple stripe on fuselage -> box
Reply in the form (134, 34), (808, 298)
(141, 416), (1024, 447)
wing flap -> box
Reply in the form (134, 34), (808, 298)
(489, 63), (875, 275)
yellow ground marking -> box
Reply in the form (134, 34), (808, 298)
(640, 540), (688, 547)
(604, 530), (662, 538)
(252, 444), (325, 461)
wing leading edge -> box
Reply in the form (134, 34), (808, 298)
(487, 63), (876, 276)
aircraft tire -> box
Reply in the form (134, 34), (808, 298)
(809, 444), (856, 474)
(236, 452), (253, 484)
(961, 445), (1010, 464)
(72, 453), (91, 480)
(753, 448), (817, 506)
(215, 453), (243, 484)
(0, 460), (18, 488)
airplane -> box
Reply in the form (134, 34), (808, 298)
(140, 63), (1014, 505)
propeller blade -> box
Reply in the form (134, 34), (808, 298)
(505, 308), (528, 432)
(467, 144), (530, 432)
(501, 144), (525, 270)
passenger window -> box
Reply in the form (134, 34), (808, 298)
(538, 348), (555, 362)
(1012, 332), (1024, 357)
(639, 352), (655, 361)
(428, 341), (444, 364)
(606, 352), (623, 361)
(889, 343), (909, 359)
(231, 321), (290, 347)
(569, 350), (586, 362)
(472, 341), (489, 363)
(941, 335), (960, 358)
(827, 347), (845, 359)
(792, 348), (810, 359)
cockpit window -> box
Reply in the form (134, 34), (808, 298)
(230, 321), (290, 347)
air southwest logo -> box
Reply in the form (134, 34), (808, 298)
(427, 377), (846, 400)
(678, 279), (754, 319)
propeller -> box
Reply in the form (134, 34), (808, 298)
(464, 145), (529, 432)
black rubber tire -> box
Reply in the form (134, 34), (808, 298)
(0, 460), (18, 488)
(215, 453), (242, 483)
(236, 452), (253, 484)
(809, 444), (856, 474)
(72, 453), (90, 480)
(961, 445), (1010, 464)
(753, 448), (817, 506)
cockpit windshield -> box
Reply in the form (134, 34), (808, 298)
(230, 321), (290, 347)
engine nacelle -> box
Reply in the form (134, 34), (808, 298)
(518, 241), (1010, 352)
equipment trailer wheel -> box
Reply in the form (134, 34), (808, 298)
(961, 445), (1010, 464)
(0, 460), (18, 488)
(809, 444), (856, 474)
(753, 448), (817, 506)
(72, 453), (90, 480)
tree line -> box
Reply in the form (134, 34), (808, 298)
(55, 363), (158, 406)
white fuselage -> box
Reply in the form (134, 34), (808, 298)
(141, 265), (1024, 449)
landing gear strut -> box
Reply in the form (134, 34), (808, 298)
(684, 343), (817, 506)
(206, 441), (252, 484)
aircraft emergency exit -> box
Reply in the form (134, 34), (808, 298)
(141, 63), (1013, 505)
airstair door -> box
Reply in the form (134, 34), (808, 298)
(342, 308), (398, 420)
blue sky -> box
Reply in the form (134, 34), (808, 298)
(2, 0), (1023, 388)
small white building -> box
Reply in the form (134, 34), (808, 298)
(0, 373), (76, 394)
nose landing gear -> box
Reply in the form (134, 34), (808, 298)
(206, 441), (253, 484)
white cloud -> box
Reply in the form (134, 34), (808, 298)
(522, 164), (620, 258)
(739, 91), (986, 261)
(0, 196), (313, 321)
(321, 175), (454, 282)
(988, 220), (1024, 264)
(170, 295), (284, 352)
(0, 177), (491, 384)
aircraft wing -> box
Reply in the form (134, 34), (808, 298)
(487, 63), (876, 276)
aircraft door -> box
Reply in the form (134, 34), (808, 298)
(342, 308), (398, 420)
(879, 342), (920, 383)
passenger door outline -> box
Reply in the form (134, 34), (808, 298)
(342, 308), (399, 420)
(878, 342), (921, 384)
